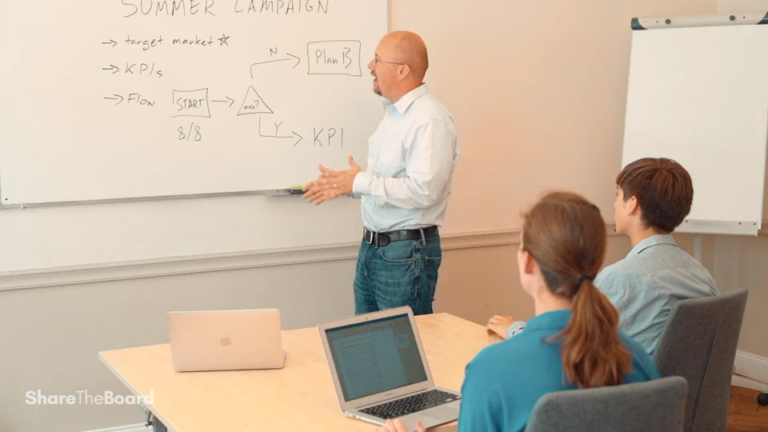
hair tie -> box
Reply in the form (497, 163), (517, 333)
(577, 275), (595, 285)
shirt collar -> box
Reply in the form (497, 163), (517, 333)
(628, 234), (677, 257)
(524, 309), (572, 332)
(385, 84), (429, 114)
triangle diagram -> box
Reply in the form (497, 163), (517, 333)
(237, 86), (274, 116)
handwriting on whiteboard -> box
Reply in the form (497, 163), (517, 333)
(120, 0), (332, 18)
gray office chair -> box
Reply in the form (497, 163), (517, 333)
(654, 288), (749, 432)
(526, 376), (687, 432)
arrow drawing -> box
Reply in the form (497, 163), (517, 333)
(212, 96), (235, 107)
(103, 94), (124, 105)
(102, 40), (118, 47)
(250, 53), (301, 78)
(292, 131), (303, 147)
(258, 118), (303, 146)
(286, 53), (301, 69)
(102, 64), (120, 74)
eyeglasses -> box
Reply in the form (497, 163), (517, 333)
(373, 55), (404, 66)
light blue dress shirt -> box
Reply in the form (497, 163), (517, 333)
(505, 235), (719, 356)
(460, 309), (661, 432)
(352, 84), (460, 232)
(594, 234), (719, 356)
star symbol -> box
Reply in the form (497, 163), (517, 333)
(218, 34), (230, 47)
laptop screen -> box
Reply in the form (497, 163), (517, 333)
(325, 313), (428, 402)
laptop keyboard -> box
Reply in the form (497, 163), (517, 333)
(360, 389), (460, 419)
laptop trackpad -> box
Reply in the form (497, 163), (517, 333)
(411, 404), (460, 430)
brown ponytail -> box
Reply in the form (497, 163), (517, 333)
(522, 192), (632, 389)
(557, 278), (632, 388)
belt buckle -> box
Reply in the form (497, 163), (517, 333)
(365, 230), (375, 244)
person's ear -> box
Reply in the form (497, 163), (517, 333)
(626, 195), (639, 215)
(523, 251), (535, 276)
(398, 64), (411, 81)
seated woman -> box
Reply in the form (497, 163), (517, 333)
(377, 192), (660, 432)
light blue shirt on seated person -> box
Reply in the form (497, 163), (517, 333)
(352, 84), (460, 232)
(594, 234), (719, 356)
(460, 309), (660, 432)
(506, 235), (720, 356)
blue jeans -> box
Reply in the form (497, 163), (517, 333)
(354, 234), (442, 316)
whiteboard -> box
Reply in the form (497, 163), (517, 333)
(623, 23), (768, 235)
(0, 0), (387, 205)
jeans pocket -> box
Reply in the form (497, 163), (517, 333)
(378, 241), (417, 263)
(417, 239), (442, 305)
(371, 244), (419, 310)
(424, 256), (442, 302)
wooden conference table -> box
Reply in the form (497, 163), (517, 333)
(100, 313), (496, 431)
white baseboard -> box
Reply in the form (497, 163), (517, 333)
(82, 424), (149, 432)
(732, 374), (768, 392)
(734, 350), (768, 385)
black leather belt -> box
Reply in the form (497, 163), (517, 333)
(363, 226), (439, 247)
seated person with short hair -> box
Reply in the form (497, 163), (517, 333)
(487, 158), (719, 356)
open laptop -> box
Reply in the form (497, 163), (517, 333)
(318, 306), (461, 430)
(168, 309), (286, 372)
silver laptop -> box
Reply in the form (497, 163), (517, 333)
(318, 306), (461, 430)
(168, 309), (286, 372)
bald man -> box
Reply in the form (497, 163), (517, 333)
(304, 31), (460, 315)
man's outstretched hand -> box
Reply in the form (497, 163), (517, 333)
(303, 155), (362, 205)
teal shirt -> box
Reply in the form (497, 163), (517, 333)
(459, 309), (660, 432)
(595, 235), (719, 356)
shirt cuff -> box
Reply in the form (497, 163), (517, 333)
(506, 321), (527, 339)
(352, 172), (372, 196)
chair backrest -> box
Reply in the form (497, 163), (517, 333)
(526, 376), (688, 432)
(654, 288), (749, 432)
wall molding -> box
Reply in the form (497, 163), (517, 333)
(7, 220), (757, 293)
(82, 424), (149, 432)
(734, 350), (768, 385)
(0, 228), (528, 292)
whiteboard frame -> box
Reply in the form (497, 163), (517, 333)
(0, 0), (392, 211)
(0, 188), (298, 210)
(631, 12), (768, 30)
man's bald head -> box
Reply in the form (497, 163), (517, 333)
(382, 31), (429, 83)
(368, 31), (430, 101)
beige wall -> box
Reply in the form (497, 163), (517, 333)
(719, 0), (768, 13)
(712, 234), (768, 357)
(391, 0), (717, 233)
